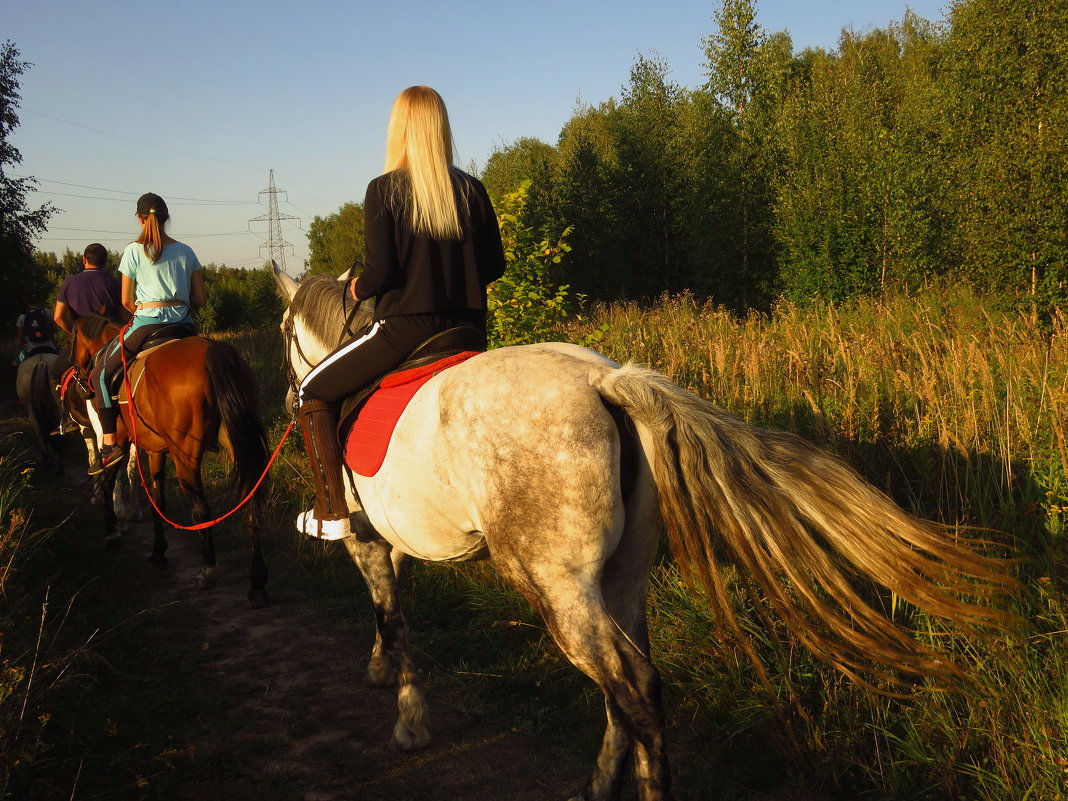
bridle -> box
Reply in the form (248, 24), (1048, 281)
(281, 311), (315, 412)
(281, 280), (367, 412)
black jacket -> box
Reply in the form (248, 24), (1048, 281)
(355, 168), (506, 320)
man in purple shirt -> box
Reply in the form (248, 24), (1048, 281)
(51, 243), (127, 379)
(53, 243), (125, 334)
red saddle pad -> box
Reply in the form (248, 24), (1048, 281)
(344, 351), (480, 477)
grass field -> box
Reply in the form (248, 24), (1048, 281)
(2, 285), (1066, 799)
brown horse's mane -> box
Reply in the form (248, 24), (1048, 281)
(75, 312), (117, 342)
(289, 274), (375, 349)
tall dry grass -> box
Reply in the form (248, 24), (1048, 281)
(565, 285), (1068, 799)
(578, 287), (1066, 540)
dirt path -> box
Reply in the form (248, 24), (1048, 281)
(6, 402), (590, 801)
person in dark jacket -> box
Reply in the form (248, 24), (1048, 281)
(295, 85), (506, 540)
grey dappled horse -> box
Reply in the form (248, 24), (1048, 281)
(275, 267), (1015, 801)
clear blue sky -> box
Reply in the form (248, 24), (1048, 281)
(7, 0), (948, 273)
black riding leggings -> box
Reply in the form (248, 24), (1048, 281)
(298, 311), (485, 406)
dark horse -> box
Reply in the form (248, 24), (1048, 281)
(72, 314), (271, 607)
(15, 349), (64, 470)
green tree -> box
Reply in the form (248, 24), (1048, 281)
(481, 137), (557, 201)
(0, 42), (56, 325)
(487, 181), (580, 348)
(774, 16), (948, 302)
(196, 264), (283, 333)
(699, 1), (788, 309)
(610, 55), (691, 297)
(305, 202), (365, 278)
(703, 0), (764, 116)
(941, 0), (1068, 314)
(554, 101), (622, 299)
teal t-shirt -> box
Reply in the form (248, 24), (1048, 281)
(119, 241), (201, 324)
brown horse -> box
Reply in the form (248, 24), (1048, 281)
(72, 314), (270, 607)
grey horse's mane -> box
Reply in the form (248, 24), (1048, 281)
(289, 274), (375, 349)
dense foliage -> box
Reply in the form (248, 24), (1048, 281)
(305, 201), (365, 278)
(18, 0), (1065, 330)
(481, 0), (1068, 315)
(0, 42), (55, 325)
(486, 181), (579, 348)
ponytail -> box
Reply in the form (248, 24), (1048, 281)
(136, 210), (169, 262)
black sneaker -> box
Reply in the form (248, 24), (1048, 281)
(88, 445), (126, 476)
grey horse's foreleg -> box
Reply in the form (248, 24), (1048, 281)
(341, 514), (429, 751)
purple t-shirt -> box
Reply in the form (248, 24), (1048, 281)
(57, 269), (122, 321)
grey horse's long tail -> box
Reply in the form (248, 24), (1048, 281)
(596, 363), (1018, 689)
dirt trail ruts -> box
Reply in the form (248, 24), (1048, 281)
(5, 399), (586, 801)
(141, 542), (578, 801)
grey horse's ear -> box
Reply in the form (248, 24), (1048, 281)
(337, 267), (352, 283)
(272, 260), (299, 302)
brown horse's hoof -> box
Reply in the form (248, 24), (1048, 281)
(247, 589), (270, 609)
(103, 535), (122, 551)
(148, 554), (168, 567)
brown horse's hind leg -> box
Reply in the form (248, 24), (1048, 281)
(146, 450), (169, 566)
(341, 512), (429, 751)
(171, 453), (218, 590)
(99, 463), (123, 550)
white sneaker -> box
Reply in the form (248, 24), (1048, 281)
(296, 509), (352, 540)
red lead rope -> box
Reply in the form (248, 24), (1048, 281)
(117, 325), (292, 531)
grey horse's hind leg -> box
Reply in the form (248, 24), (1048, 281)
(492, 437), (671, 801)
(342, 512), (429, 751)
(500, 565), (672, 801)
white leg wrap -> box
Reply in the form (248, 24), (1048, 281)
(85, 403), (105, 443)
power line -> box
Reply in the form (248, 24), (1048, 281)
(23, 109), (263, 170)
(34, 189), (258, 206)
(14, 176), (257, 205)
(48, 226), (263, 238)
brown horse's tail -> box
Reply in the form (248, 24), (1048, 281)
(204, 341), (269, 522)
(595, 363), (1018, 690)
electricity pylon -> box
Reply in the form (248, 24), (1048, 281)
(251, 169), (299, 273)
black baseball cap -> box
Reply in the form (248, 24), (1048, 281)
(136, 192), (168, 216)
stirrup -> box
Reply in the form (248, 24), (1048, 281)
(296, 509), (351, 540)
(88, 445), (127, 476)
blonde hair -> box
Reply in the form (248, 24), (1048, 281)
(383, 86), (463, 240)
(136, 210), (169, 263)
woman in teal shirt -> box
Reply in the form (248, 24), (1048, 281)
(88, 192), (206, 475)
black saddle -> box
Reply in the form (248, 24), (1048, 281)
(26, 344), (59, 360)
(338, 325), (486, 439)
(137, 323), (197, 352)
(92, 323), (198, 401)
